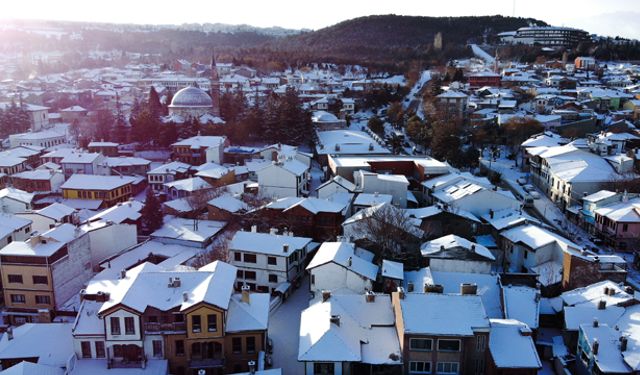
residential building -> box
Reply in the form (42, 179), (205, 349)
(60, 152), (107, 179)
(420, 235), (496, 274)
(150, 217), (226, 249)
(487, 319), (541, 375)
(0, 323), (74, 371)
(61, 175), (136, 208)
(256, 158), (310, 199)
(147, 161), (192, 193)
(88, 141), (119, 157)
(228, 230), (313, 293)
(172, 136), (228, 166)
(10, 170), (64, 193)
(0, 214), (32, 248)
(15, 203), (76, 234)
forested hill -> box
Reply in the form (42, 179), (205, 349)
(264, 14), (547, 65)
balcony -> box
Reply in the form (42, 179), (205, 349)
(144, 322), (186, 333)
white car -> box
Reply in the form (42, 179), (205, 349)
(529, 191), (541, 199)
(523, 184), (536, 192)
(517, 177), (527, 185)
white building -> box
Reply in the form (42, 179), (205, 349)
(353, 171), (410, 208)
(420, 235), (496, 274)
(306, 242), (378, 294)
(256, 158), (310, 199)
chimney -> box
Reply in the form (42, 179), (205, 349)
(593, 318), (599, 328)
(470, 244), (476, 252)
(424, 284), (444, 294)
(365, 291), (376, 303)
(347, 256), (352, 267)
(183, 292), (189, 302)
(489, 209), (494, 219)
(397, 286), (405, 300)
(598, 300), (606, 310)
(593, 339), (599, 355)
(120, 269), (127, 279)
(322, 290), (331, 302)
(621, 336), (628, 352)
(251, 225), (257, 233)
(269, 227), (278, 235)
(407, 282), (414, 292)
(241, 284), (251, 304)
(6, 327), (13, 341)
(461, 283), (478, 295)
(608, 288), (616, 296)
(248, 360), (256, 375)
(283, 244), (289, 253)
(330, 315), (340, 326)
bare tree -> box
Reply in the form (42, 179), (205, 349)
(191, 230), (234, 268)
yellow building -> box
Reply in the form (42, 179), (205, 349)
(61, 174), (136, 208)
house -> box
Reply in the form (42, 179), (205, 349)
(0, 224), (92, 325)
(172, 136), (228, 165)
(206, 194), (249, 222)
(228, 230), (313, 294)
(576, 322), (633, 374)
(487, 319), (541, 375)
(250, 196), (350, 242)
(316, 176), (356, 200)
(420, 235), (496, 273)
(104, 156), (152, 176)
(593, 196), (640, 252)
(8, 129), (66, 149)
(61, 175), (136, 208)
(0, 188), (34, 213)
(392, 290), (490, 375)
(0, 214), (32, 248)
(436, 90), (468, 119)
(78, 261), (270, 374)
(80, 219), (139, 269)
(14, 203), (74, 234)
(0, 323), (74, 371)
(315, 130), (390, 164)
(147, 161), (192, 193)
(60, 152), (107, 179)
(298, 292), (401, 375)
(468, 72), (501, 88)
(164, 177), (213, 200)
(256, 158), (309, 199)
(353, 171), (410, 208)
(10, 170), (64, 193)
(306, 242), (378, 295)
(87, 141), (119, 157)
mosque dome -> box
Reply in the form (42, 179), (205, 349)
(170, 86), (213, 108)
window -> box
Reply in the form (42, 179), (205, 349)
(192, 315), (201, 333)
(81, 341), (92, 358)
(524, 250), (528, 259)
(35, 295), (51, 304)
(476, 335), (486, 352)
(244, 271), (256, 280)
(410, 338), (433, 351)
(10, 294), (25, 304)
(95, 341), (105, 358)
(268, 274), (278, 283)
(246, 336), (256, 353)
(474, 358), (485, 375)
(8, 274), (23, 283)
(267, 256), (277, 265)
(313, 363), (335, 375)
(244, 254), (257, 263)
(438, 339), (461, 352)
(207, 314), (217, 332)
(436, 362), (459, 374)
(234, 252), (241, 261)
(150, 340), (162, 357)
(110, 317), (121, 335)
(124, 317), (135, 335)
(32, 275), (48, 285)
(232, 337), (242, 354)
(175, 340), (185, 356)
(410, 361), (432, 374)
(623, 224), (628, 232)
(191, 342), (201, 356)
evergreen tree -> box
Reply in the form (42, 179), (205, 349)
(93, 109), (115, 142)
(113, 96), (129, 144)
(148, 87), (163, 118)
(130, 108), (157, 144)
(160, 122), (179, 147)
(141, 189), (163, 234)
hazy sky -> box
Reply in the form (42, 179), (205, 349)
(3, 0), (640, 39)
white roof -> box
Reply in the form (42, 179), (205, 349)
(0, 224), (81, 257)
(207, 195), (248, 213)
(148, 161), (191, 175)
(354, 193), (393, 206)
(501, 224), (581, 252)
(0, 187), (34, 204)
(225, 293), (270, 332)
(582, 190), (617, 203)
(0, 362), (64, 375)
(72, 300), (104, 336)
(489, 319), (542, 369)
(428, 270), (503, 319)
(61, 174), (136, 191)
(617, 304), (640, 370)
(60, 152), (102, 164)
(398, 293), (490, 336)
(381, 259), (404, 280)
(104, 156), (151, 167)
(0, 323), (73, 367)
(580, 324), (630, 373)
(561, 280), (634, 307)
(229, 231), (312, 256)
(172, 136), (226, 149)
(164, 176), (212, 192)
(564, 305), (625, 331)
(316, 130), (389, 155)
(151, 217), (226, 244)
(306, 242), (378, 281)
(36, 203), (75, 221)
(88, 200), (143, 224)
(502, 285), (540, 329)
(98, 261), (237, 314)
(421, 234), (495, 261)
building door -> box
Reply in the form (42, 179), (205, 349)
(123, 344), (142, 362)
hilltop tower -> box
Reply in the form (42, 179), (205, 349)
(210, 50), (221, 116)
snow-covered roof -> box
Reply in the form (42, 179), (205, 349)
(151, 217), (226, 245)
(60, 152), (102, 164)
(207, 195), (248, 213)
(0, 187), (34, 204)
(148, 161), (191, 175)
(500, 224), (581, 252)
(398, 293), (490, 336)
(564, 305), (625, 331)
(489, 319), (542, 369)
(354, 193), (393, 207)
(87, 200), (143, 224)
(229, 231), (312, 256)
(561, 280), (634, 307)
(306, 242), (378, 281)
(316, 130), (389, 155)
(580, 323), (631, 373)
(381, 259), (404, 280)
(164, 176), (212, 192)
(61, 174), (136, 191)
(225, 292), (270, 333)
(0, 224), (81, 257)
(172, 135), (226, 149)
(0, 361), (64, 375)
(583, 190), (617, 203)
(420, 234), (495, 261)
(502, 285), (540, 329)
(0, 323), (73, 367)
(35, 203), (75, 221)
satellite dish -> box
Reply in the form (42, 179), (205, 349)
(198, 370), (206, 375)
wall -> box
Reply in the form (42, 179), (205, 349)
(310, 262), (371, 294)
(103, 308), (142, 342)
(51, 233), (93, 309)
(430, 258), (492, 274)
(15, 213), (57, 235)
(85, 223), (137, 268)
(257, 164), (298, 199)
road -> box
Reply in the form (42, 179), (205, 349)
(268, 276), (311, 374)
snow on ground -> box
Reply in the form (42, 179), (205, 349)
(403, 70), (431, 120)
(538, 360), (554, 375)
(309, 162), (324, 197)
(470, 44), (495, 64)
(268, 276), (311, 375)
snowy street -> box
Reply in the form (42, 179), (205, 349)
(268, 276), (311, 374)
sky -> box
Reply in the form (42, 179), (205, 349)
(3, 0), (640, 39)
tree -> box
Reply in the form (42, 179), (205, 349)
(93, 109), (115, 142)
(159, 122), (179, 147)
(386, 102), (405, 128)
(367, 116), (385, 136)
(501, 117), (544, 166)
(147, 87), (163, 118)
(406, 115), (430, 149)
(141, 189), (163, 234)
(112, 96), (129, 143)
(130, 108), (158, 144)
(430, 121), (463, 165)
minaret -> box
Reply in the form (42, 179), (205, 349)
(210, 50), (221, 117)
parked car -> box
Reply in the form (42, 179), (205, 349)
(517, 177), (527, 185)
(529, 191), (541, 199)
(523, 184), (536, 192)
